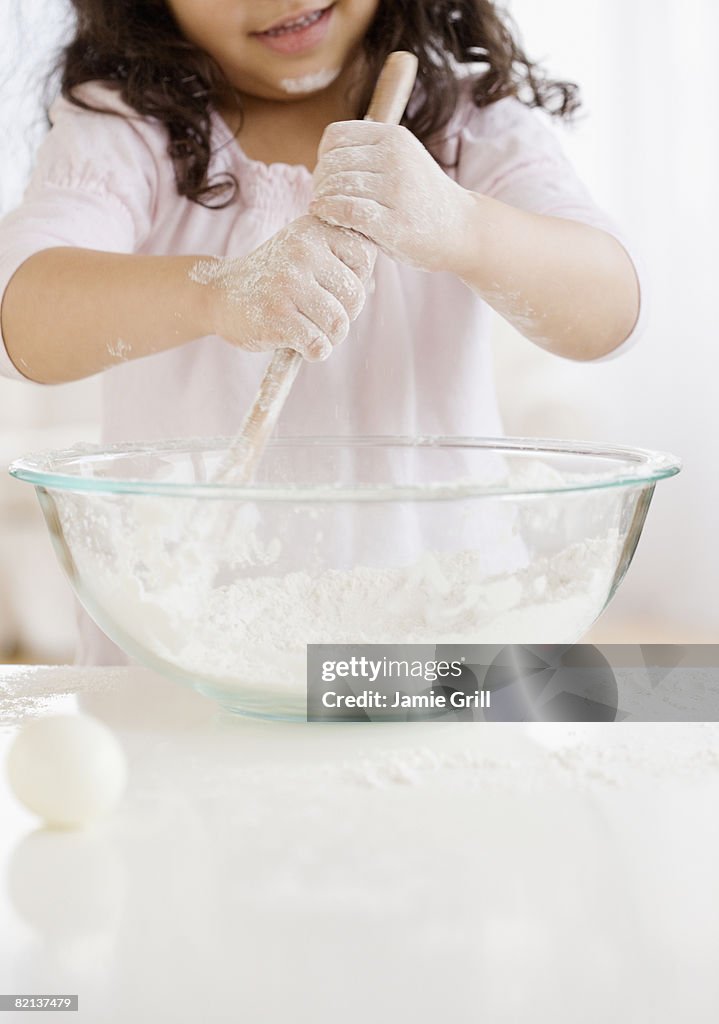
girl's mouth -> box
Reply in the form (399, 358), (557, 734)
(251, 5), (336, 55)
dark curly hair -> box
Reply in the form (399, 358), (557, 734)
(55, 1), (580, 208)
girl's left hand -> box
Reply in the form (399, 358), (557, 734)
(310, 121), (474, 274)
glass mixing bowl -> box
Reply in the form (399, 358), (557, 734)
(10, 436), (680, 719)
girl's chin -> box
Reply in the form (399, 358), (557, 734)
(277, 67), (343, 95)
(223, 62), (346, 103)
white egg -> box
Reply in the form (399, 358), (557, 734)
(6, 714), (127, 828)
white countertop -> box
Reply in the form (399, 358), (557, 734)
(1, 665), (718, 1023)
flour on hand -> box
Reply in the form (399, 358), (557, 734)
(189, 215), (375, 361)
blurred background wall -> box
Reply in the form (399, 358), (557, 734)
(0, 0), (99, 660)
(497, 0), (718, 640)
(0, 0), (716, 661)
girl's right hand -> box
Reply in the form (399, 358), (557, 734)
(201, 215), (376, 362)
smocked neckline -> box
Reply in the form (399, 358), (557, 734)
(211, 109), (313, 181)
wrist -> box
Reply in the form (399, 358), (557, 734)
(183, 254), (236, 340)
(446, 189), (492, 283)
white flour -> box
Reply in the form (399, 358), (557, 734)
(188, 215), (374, 361)
(48, 449), (633, 707)
(61, 496), (620, 697)
(280, 68), (341, 94)
(106, 337), (132, 361)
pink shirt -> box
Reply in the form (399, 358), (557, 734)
(0, 81), (643, 440)
(0, 81), (645, 664)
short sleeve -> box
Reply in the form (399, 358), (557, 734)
(454, 96), (646, 362)
(0, 83), (157, 381)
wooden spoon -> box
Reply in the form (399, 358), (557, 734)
(213, 50), (419, 485)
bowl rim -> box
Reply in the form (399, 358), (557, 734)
(8, 434), (682, 502)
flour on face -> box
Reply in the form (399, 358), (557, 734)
(279, 67), (341, 94)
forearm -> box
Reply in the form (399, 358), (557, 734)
(452, 193), (641, 361)
(0, 248), (216, 384)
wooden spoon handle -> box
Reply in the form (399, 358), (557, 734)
(365, 50), (420, 125)
(217, 51), (419, 485)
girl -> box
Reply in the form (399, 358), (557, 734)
(0, 1), (642, 663)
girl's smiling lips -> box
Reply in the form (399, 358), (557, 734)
(251, 5), (336, 55)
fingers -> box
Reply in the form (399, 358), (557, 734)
(289, 248), (370, 361)
(311, 196), (389, 241)
(293, 278), (350, 361)
(313, 171), (388, 205)
(323, 224), (377, 283)
(235, 215), (376, 361)
(317, 119), (402, 158)
(314, 252), (367, 323)
(285, 309), (333, 362)
(279, 301), (336, 362)
(312, 145), (382, 194)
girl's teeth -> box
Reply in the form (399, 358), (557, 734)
(264, 9), (325, 36)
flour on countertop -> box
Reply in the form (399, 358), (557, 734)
(5, 667), (719, 796)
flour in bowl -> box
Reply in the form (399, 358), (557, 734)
(70, 517), (620, 696)
(49, 448), (626, 704)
